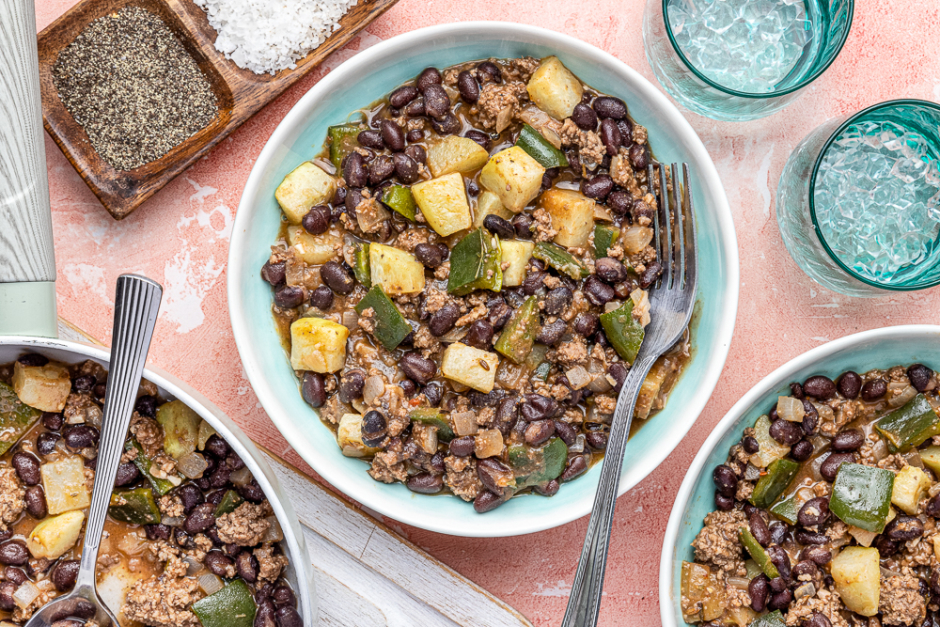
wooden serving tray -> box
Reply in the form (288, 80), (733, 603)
(37, 0), (397, 220)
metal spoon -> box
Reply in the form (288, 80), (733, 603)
(25, 275), (162, 627)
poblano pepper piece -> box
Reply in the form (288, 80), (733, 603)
(829, 462), (895, 533)
(532, 242), (588, 280)
(515, 124), (569, 168)
(599, 299), (645, 364)
(448, 228), (502, 295)
(409, 408), (454, 442)
(354, 286), (412, 351)
(593, 224), (621, 259)
(749, 458), (799, 509)
(109, 487), (161, 525)
(494, 296), (540, 364)
(214, 489), (244, 517)
(126, 439), (175, 496)
(353, 242), (371, 289)
(750, 611), (786, 627)
(192, 579), (257, 627)
(382, 185), (417, 221)
(0, 381), (41, 457)
(328, 123), (361, 170)
(739, 528), (780, 579)
(508, 437), (567, 488)
(874, 393), (940, 453)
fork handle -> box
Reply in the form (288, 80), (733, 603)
(561, 352), (658, 627)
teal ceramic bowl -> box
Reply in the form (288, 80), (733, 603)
(228, 22), (739, 537)
(660, 325), (940, 625)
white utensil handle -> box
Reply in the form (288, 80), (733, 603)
(0, 0), (57, 337)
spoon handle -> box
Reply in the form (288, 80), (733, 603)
(77, 275), (162, 584)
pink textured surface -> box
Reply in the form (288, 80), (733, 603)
(35, 1), (940, 624)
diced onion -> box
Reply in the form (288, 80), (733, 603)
(587, 374), (613, 394)
(566, 366), (592, 390)
(118, 531), (147, 554)
(198, 573), (224, 596)
(881, 566), (903, 579)
(604, 301), (621, 313)
(794, 582), (816, 600)
(12, 581), (39, 609)
(167, 474), (182, 486)
(630, 289), (651, 327)
(363, 376), (385, 406)
(439, 325), (469, 343)
(872, 439), (889, 462)
(341, 310), (359, 330)
(621, 226), (653, 255)
(261, 516), (284, 543)
(313, 158), (337, 176)
(230, 466), (253, 486)
(815, 404), (834, 425)
(727, 577), (750, 590)
(568, 434), (586, 454)
(889, 385), (917, 408)
(777, 396), (806, 422)
(593, 205), (614, 222)
(744, 464), (761, 482)
(451, 411), (478, 437)
(177, 452), (208, 479)
(903, 449), (925, 468)
(162, 516), (184, 527)
(184, 556), (202, 576)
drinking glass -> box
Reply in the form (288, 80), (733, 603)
(643, 0), (853, 121)
(777, 100), (940, 297)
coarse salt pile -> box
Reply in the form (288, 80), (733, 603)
(192, 0), (359, 75)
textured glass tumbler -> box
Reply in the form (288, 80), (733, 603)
(776, 100), (940, 297)
(642, 0), (853, 121)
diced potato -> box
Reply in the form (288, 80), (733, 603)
(526, 56), (584, 120)
(749, 414), (790, 468)
(850, 508), (895, 547)
(474, 429), (504, 458)
(12, 361), (71, 412)
(42, 456), (90, 515)
(441, 343), (499, 393)
(156, 400), (201, 460)
(479, 147), (545, 213)
(540, 188), (595, 248)
(28, 511), (84, 559)
(275, 162), (336, 224)
(473, 191), (513, 229)
(891, 465), (931, 514)
(287, 226), (343, 265)
(831, 546), (880, 616)
(290, 317), (349, 373)
(921, 445), (940, 475)
(337, 413), (381, 458)
(369, 243), (425, 295)
(411, 173), (472, 237)
(723, 607), (758, 627)
(500, 240), (535, 287)
(933, 534), (940, 562)
(427, 136), (489, 178)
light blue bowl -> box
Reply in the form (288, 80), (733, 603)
(228, 22), (739, 537)
(660, 325), (940, 626)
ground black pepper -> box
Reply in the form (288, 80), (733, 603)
(52, 7), (218, 171)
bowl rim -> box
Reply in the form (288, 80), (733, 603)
(658, 323), (940, 627)
(228, 20), (740, 537)
(0, 336), (317, 624)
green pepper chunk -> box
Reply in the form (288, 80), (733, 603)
(109, 487), (161, 525)
(532, 242), (589, 280)
(0, 382), (41, 457)
(829, 462), (895, 533)
(769, 491), (799, 525)
(192, 579), (257, 627)
(447, 228), (502, 295)
(750, 610), (786, 627)
(749, 458), (799, 509)
(328, 123), (361, 170)
(515, 124), (569, 168)
(494, 296), (540, 364)
(874, 393), (940, 453)
(599, 299), (645, 364)
(381, 185), (417, 221)
(410, 408), (454, 442)
(215, 489), (244, 517)
(533, 361), (551, 381)
(508, 437), (568, 488)
(126, 439), (175, 496)
(354, 286), (413, 351)
(739, 528), (780, 579)
(352, 242), (371, 289)
(593, 224), (621, 259)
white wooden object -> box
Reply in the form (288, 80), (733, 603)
(56, 320), (532, 627)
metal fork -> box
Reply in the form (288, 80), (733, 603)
(561, 163), (698, 627)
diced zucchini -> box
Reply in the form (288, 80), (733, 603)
(410, 408), (454, 441)
(289, 317), (349, 373)
(411, 172), (473, 236)
(352, 242), (371, 289)
(749, 611), (786, 627)
(427, 135), (490, 178)
(474, 429), (504, 458)
(540, 188), (595, 248)
(875, 393), (940, 453)
(526, 56), (584, 120)
(515, 124), (568, 168)
(337, 413), (381, 458)
(680, 561), (726, 623)
(354, 286), (413, 351)
(192, 579), (257, 627)
(593, 224), (621, 259)
(27, 511), (84, 559)
(749, 414), (790, 468)
(500, 240), (535, 287)
(0, 381), (41, 456)
(599, 299), (644, 364)
(532, 242), (588, 279)
(12, 361), (71, 413)
(41, 456), (90, 515)
(922, 445), (940, 475)
(479, 147), (545, 213)
(328, 123), (361, 170)
(750, 458), (799, 509)
(447, 228), (502, 295)
(830, 463), (895, 533)
(381, 185), (417, 221)
(287, 226), (343, 265)
(473, 190), (513, 229)
(441, 343), (499, 393)
(156, 400), (201, 460)
(831, 546), (880, 616)
(275, 162), (336, 224)
(369, 243), (425, 295)
(508, 438), (568, 489)
(109, 488), (161, 525)
(126, 439), (175, 496)
(214, 489), (244, 517)
(739, 528), (780, 579)
(891, 465), (930, 515)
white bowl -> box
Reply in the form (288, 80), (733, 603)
(659, 324), (940, 627)
(228, 21), (739, 537)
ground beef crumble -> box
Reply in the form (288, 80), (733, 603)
(216, 501), (271, 546)
(880, 571), (926, 625)
(124, 574), (203, 627)
(691, 509), (748, 577)
(474, 82), (528, 132)
(443, 455), (482, 502)
(130, 412), (164, 458)
(0, 467), (25, 530)
(559, 118), (605, 170)
(784, 586), (849, 627)
(254, 543), (289, 583)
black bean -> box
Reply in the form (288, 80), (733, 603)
(208, 463), (232, 489)
(748, 575), (769, 612)
(339, 369), (366, 404)
(795, 530), (829, 545)
(463, 130), (490, 150)
(583, 276), (615, 306)
(820, 452), (854, 482)
(448, 436), (475, 458)
(628, 144), (649, 170)
(320, 261), (355, 295)
(404, 97), (427, 119)
(636, 262), (663, 289)
(237, 480), (266, 504)
(560, 455), (588, 483)
(604, 192), (631, 218)
(860, 378), (887, 401)
(476, 61), (502, 83)
(767, 588), (792, 612)
(305, 286), (332, 313)
(571, 102), (598, 130)
(184, 503), (216, 535)
(742, 436), (759, 454)
(749, 511), (771, 547)
(599, 118), (621, 156)
(17, 353), (47, 367)
(417, 67), (442, 91)
(369, 154), (396, 185)
(379, 120), (406, 153)
(261, 261), (287, 287)
(0, 542), (28, 566)
(63, 425), (98, 450)
(274, 606), (302, 627)
(94, 383), (106, 399)
(790, 439), (814, 462)
(769, 521), (789, 546)
(423, 381), (443, 407)
(24, 485), (47, 518)
(714, 493), (734, 511)
(274, 285), (304, 309)
(42, 412), (64, 431)
(585, 430), (608, 449)
(797, 497), (830, 529)
(300, 205), (331, 235)
(175, 484), (204, 515)
(0, 582), (15, 612)
(540, 288), (571, 318)
(481, 214), (513, 240)
(113, 461), (140, 487)
(205, 434), (231, 459)
(344, 188), (361, 216)
(712, 465), (738, 498)
(801, 401), (819, 435)
(237, 550), (259, 583)
(520, 395), (557, 422)
(791, 560), (819, 585)
(522, 270), (546, 296)
(535, 480), (560, 497)
(12, 452), (40, 486)
(343, 152), (367, 188)
(465, 320), (495, 350)
(407, 242), (442, 270)
(431, 113), (461, 135)
(765, 545), (791, 581)
(389, 154), (419, 185)
(423, 85), (451, 120)
(522, 419), (554, 446)
(403, 148), (426, 170)
(832, 428), (864, 452)
(508, 214), (532, 240)
(874, 534), (898, 557)
(34, 432), (59, 459)
(909, 364), (934, 392)
(405, 130), (424, 145)
(595, 258), (628, 284)
(47, 560), (79, 593)
(799, 545), (831, 566)
(390, 85), (419, 108)
(581, 174), (613, 201)
(429, 302), (460, 337)
(201, 551), (233, 578)
(70, 374), (95, 394)
(4, 567), (26, 587)
(803, 612), (832, 627)
(332, 185), (347, 208)
(836, 371), (862, 399)
(769, 418), (801, 446)
(401, 472), (442, 496)
(885, 515), (924, 541)
(477, 458), (513, 496)
(473, 490), (505, 513)
(273, 585), (296, 609)
(592, 96), (627, 120)
(803, 375), (836, 400)
(225, 453), (245, 472)
(361, 410), (388, 447)
(456, 70), (480, 102)
(357, 129), (384, 150)
(298, 372), (326, 408)
(145, 524), (171, 541)
(552, 420), (577, 446)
